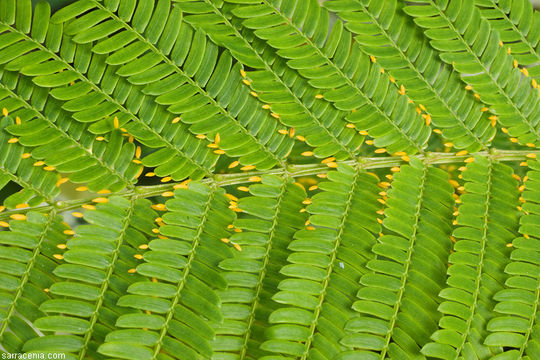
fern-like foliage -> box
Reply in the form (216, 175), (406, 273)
(26, 197), (156, 358)
(342, 160), (455, 358)
(0, 115), (60, 207)
(422, 157), (520, 359)
(52, 0), (293, 171)
(213, 176), (307, 358)
(99, 184), (235, 360)
(0, 211), (69, 352)
(484, 159), (540, 359)
(226, 0), (431, 154)
(0, 0), (539, 359)
(403, 0), (540, 146)
(0, 70), (138, 192)
(475, 0), (540, 79)
(261, 165), (383, 359)
(179, 0), (364, 159)
(324, 0), (495, 152)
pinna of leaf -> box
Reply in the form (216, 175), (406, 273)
(0, 0), (539, 359)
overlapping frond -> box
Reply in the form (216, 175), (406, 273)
(475, 0), (540, 79)
(0, 0), (219, 181)
(0, 70), (138, 193)
(0, 115), (60, 209)
(213, 175), (307, 359)
(344, 159), (455, 358)
(24, 197), (156, 359)
(403, 0), (540, 146)
(98, 183), (235, 360)
(178, 0), (364, 160)
(483, 159), (540, 359)
(0, 211), (69, 353)
(51, 0), (292, 170)
(324, 0), (495, 152)
(226, 0), (431, 155)
(0, 0), (539, 358)
(259, 165), (383, 359)
(422, 157), (521, 359)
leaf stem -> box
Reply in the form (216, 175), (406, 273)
(0, 209), (57, 339)
(0, 149), (537, 220)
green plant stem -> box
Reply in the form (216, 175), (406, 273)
(0, 149), (536, 220)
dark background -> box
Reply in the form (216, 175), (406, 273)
(35, 0), (540, 11)
(33, 0), (75, 11)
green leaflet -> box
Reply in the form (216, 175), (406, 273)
(0, 0), (539, 359)
(422, 157), (521, 359)
(51, 0), (292, 170)
(225, 0), (431, 155)
(179, 0), (364, 160)
(214, 175), (307, 359)
(483, 159), (540, 359)
(324, 0), (495, 152)
(25, 197), (157, 359)
(98, 183), (236, 360)
(344, 159), (455, 358)
(0, 211), (69, 353)
(0, 70), (138, 193)
(260, 164), (383, 359)
(475, 0), (540, 79)
(403, 0), (540, 147)
(0, 0), (219, 181)
(0, 115), (60, 208)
